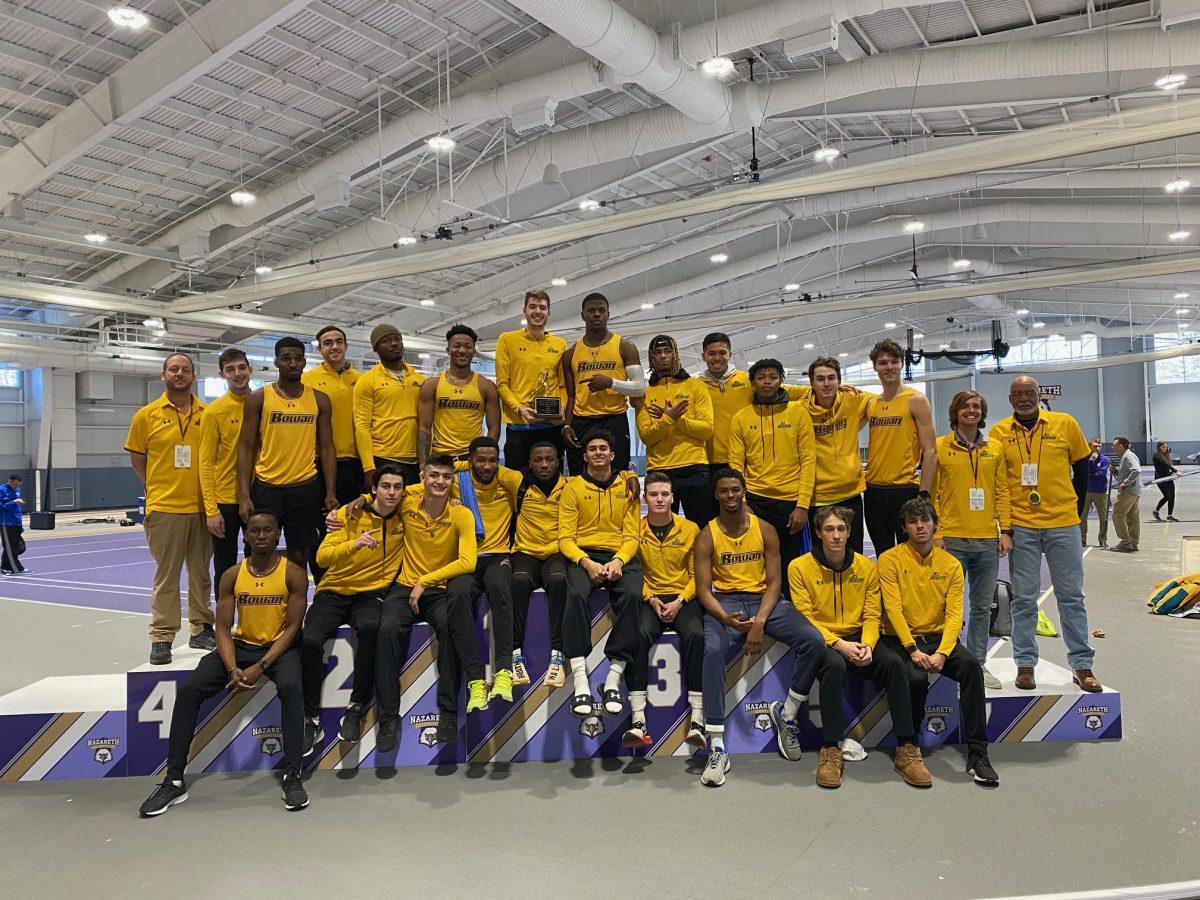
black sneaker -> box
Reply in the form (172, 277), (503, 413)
(16, 567), (31, 575)
(302, 718), (324, 757)
(149, 642), (172, 665)
(281, 772), (309, 811)
(338, 703), (365, 743)
(139, 778), (188, 816)
(967, 751), (999, 786)
(376, 718), (399, 753)
(188, 625), (216, 651)
(435, 712), (458, 744)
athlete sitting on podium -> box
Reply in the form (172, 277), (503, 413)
(139, 509), (310, 816)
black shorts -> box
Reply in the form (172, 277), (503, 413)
(251, 478), (322, 551)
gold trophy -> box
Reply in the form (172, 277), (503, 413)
(530, 367), (562, 420)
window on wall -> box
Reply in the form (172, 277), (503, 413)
(1153, 331), (1200, 384)
(994, 333), (1098, 367)
(0, 368), (20, 388)
(201, 377), (267, 400)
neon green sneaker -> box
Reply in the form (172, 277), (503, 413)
(489, 669), (514, 703)
(466, 679), (489, 713)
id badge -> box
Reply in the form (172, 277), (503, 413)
(969, 487), (985, 511)
(1020, 463), (1038, 486)
(174, 444), (192, 468)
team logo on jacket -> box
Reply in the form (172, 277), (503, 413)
(1079, 705), (1108, 730)
(744, 701), (772, 731)
(88, 737), (120, 764)
(924, 705), (954, 735)
(253, 726), (283, 756)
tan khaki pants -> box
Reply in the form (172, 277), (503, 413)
(144, 511), (214, 643)
(1111, 491), (1140, 547)
(1079, 491), (1108, 542)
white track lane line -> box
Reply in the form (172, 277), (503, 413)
(0, 595), (150, 616)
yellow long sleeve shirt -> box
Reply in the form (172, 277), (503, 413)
(352, 362), (426, 470)
(799, 389), (870, 505)
(397, 493), (477, 588)
(513, 475), (566, 559)
(727, 397), (816, 506)
(198, 390), (245, 516)
(494, 328), (568, 424)
(878, 542), (963, 657)
(302, 362), (360, 459)
(638, 514), (698, 602)
(315, 501), (404, 595)
(932, 432), (1011, 539)
(636, 376), (714, 470)
(698, 369), (805, 464)
(558, 471), (640, 564)
(789, 549), (881, 647)
(450, 463), (522, 555)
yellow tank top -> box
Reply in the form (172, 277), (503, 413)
(256, 384), (318, 485)
(866, 388), (920, 486)
(708, 513), (768, 595)
(231, 558), (290, 646)
(431, 373), (485, 457)
(571, 333), (628, 417)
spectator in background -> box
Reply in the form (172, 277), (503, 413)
(1109, 437), (1142, 553)
(1151, 441), (1180, 522)
(1080, 438), (1111, 548)
(0, 472), (29, 575)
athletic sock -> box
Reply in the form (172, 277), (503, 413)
(708, 726), (725, 752)
(603, 659), (626, 693)
(570, 657), (589, 696)
(783, 689), (806, 721)
(688, 691), (704, 723)
(629, 690), (647, 724)
(512, 647), (522, 661)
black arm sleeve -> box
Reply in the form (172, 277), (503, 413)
(1072, 458), (1090, 515)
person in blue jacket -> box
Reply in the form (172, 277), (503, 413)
(1079, 439), (1111, 548)
(0, 473), (30, 575)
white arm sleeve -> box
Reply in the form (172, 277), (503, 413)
(610, 364), (646, 398)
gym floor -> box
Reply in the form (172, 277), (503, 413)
(1, 479), (1198, 899)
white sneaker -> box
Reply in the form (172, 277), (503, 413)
(701, 750), (730, 787)
(982, 666), (1002, 690)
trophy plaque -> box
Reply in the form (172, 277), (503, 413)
(531, 368), (562, 419)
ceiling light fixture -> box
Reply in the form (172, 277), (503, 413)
(1032, 321), (1046, 329)
(1174, 291), (1190, 300)
(1166, 178), (1191, 194)
(939, 343), (950, 350)
(579, 197), (601, 211)
(1156, 72), (1188, 91)
(701, 56), (735, 77)
(142, 317), (164, 329)
(254, 264), (272, 275)
(1016, 308), (1030, 315)
(838, 352), (848, 358)
(395, 235), (417, 246)
(426, 134), (456, 152)
(913, 332), (925, 339)
(766, 333), (778, 340)
(710, 251), (729, 263)
(1178, 307), (1191, 314)
(418, 352), (431, 360)
(640, 302), (654, 310)
(903, 220), (926, 234)
(1169, 229), (1191, 241)
(813, 146), (839, 164)
(884, 322), (897, 329)
(230, 190), (256, 206)
(84, 232), (108, 243)
(803, 342), (814, 349)
(419, 299), (436, 307)
(784, 282), (800, 291)
(951, 258), (971, 269)
(550, 277), (568, 287)
(107, 6), (148, 29)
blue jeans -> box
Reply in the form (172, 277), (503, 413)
(1009, 525), (1094, 670)
(946, 542), (999, 665)
(701, 592), (824, 728)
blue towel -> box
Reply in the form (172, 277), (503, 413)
(456, 470), (486, 539)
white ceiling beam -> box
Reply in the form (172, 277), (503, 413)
(0, 0), (312, 203)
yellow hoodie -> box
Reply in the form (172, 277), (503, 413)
(728, 396), (816, 505)
(315, 500), (404, 595)
(635, 376), (714, 470)
(800, 389), (870, 504)
(513, 475), (566, 559)
(878, 541), (963, 657)
(352, 362), (426, 469)
(789, 548), (881, 646)
(396, 492), (477, 588)
(558, 471), (639, 564)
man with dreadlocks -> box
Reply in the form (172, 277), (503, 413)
(635, 335), (716, 525)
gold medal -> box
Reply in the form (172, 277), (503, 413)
(1028, 489), (1041, 505)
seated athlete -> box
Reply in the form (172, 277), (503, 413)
(139, 509), (309, 816)
(695, 469), (824, 787)
(623, 472), (706, 750)
(789, 505), (932, 789)
(878, 497), (999, 787)
(510, 441), (571, 687)
(299, 465), (405, 757)
(375, 455), (487, 750)
(559, 429), (643, 718)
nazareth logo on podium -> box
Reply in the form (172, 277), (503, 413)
(925, 704), (955, 735)
(252, 726), (282, 756)
(88, 738), (120, 764)
(409, 713), (439, 747)
(1079, 705), (1109, 731)
(744, 701), (772, 731)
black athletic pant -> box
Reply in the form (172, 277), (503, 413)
(441, 555), (513, 713)
(300, 590), (381, 718)
(813, 636), (915, 745)
(376, 582), (483, 720)
(567, 413), (631, 476)
(627, 595), (704, 693)
(166, 641), (302, 779)
(310, 458), (367, 584)
(864, 485), (919, 557)
(879, 634), (987, 754)
(0, 523), (25, 573)
(662, 464), (714, 527)
(746, 492), (810, 582)
(504, 425), (565, 474)
(210, 503), (246, 600)
(1156, 481), (1176, 516)
(511, 552), (568, 652)
(562, 550), (642, 665)
(810, 493), (865, 556)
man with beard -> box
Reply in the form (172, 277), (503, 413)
(354, 324), (426, 487)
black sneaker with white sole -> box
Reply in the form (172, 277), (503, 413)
(149, 642), (172, 666)
(376, 718), (399, 753)
(339, 703), (365, 743)
(188, 625), (216, 651)
(967, 751), (999, 786)
(302, 718), (324, 757)
(685, 720), (707, 749)
(139, 778), (188, 817)
(281, 772), (309, 811)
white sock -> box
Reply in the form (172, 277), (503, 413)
(512, 647), (522, 661)
(783, 689), (807, 721)
(570, 657), (589, 696)
(629, 690), (648, 724)
(688, 691), (704, 723)
(604, 659), (626, 693)
(708, 726), (725, 752)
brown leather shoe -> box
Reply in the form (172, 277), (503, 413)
(1015, 666), (1036, 690)
(816, 745), (842, 789)
(894, 743), (932, 788)
(1073, 669), (1102, 692)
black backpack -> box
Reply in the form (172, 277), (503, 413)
(989, 579), (1013, 637)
